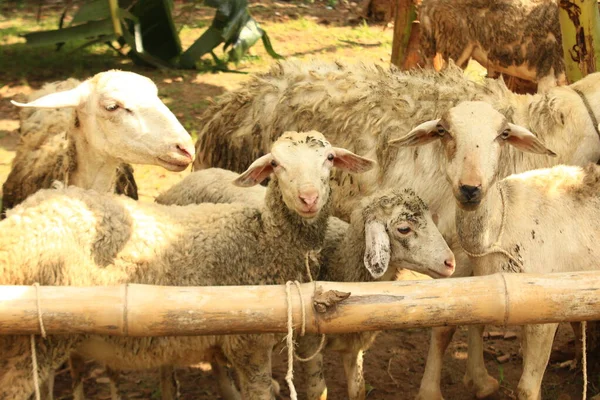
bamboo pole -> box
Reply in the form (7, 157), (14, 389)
(390, 0), (418, 68)
(1, 271), (600, 336)
(558, 0), (600, 81)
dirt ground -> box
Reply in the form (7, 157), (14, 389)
(0, 0), (594, 399)
(49, 323), (588, 400)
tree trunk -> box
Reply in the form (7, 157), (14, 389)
(558, 0), (600, 81)
(390, 0), (418, 69)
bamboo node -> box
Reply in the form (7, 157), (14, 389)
(313, 288), (351, 313)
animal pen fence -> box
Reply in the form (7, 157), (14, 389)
(1, 271), (600, 336)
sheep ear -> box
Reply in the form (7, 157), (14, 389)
(331, 147), (376, 174)
(363, 220), (391, 279)
(388, 119), (442, 147)
(10, 83), (88, 109)
(233, 154), (274, 187)
(505, 123), (557, 157)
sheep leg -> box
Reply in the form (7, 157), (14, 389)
(69, 352), (87, 400)
(158, 366), (179, 400)
(342, 350), (365, 400)
(516, 323), (558, 400)
(463, 325), (499, 399)
(106, 366), (122, 400)
(297, 335), (327, 400)
(416, 325), (457, 400)
(228, 335), (276, 400)
(211, 360), (242, 400)
(0, 336), (71, 400)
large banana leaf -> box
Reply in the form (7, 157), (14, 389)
(179, 0), (282, 69)
(18, 0), (281, 71)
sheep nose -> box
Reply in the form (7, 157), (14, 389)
(459, 185), (481, 201)
(299, 190), (319, 207)
(175, 143), (195, 162)
(444, 258), (455, 271)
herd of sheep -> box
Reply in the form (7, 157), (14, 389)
(2, 1), (600, 399)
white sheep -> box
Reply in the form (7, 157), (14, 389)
(390, 100), (600, 400)
(156, 170), (456, 400)
(1, 70), (196, 217)
(0, 130), (374, 400)
(418, 0), (566, 92)
(189, 60), (600, 399)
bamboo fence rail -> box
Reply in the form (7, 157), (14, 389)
(1, 271), (599, 337)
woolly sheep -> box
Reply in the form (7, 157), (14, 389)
(390, 100), (600, 399)
(1, 70), (195, 217)
(418, 0), (566, 93)
(155, 167), (266, 207)
(157, 172), (456, 400)
(0, 130), (374, 400)
(297, 188), (455, 400)
(189, 60), (600, 399)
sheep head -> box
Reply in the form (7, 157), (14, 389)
(360, 189), (455, 279)
(234, 130), (375, 220)
(389, 101), (556, 211)
(11, 70), (195, 172)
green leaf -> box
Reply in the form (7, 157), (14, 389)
(226, 17), (263, 62)
(179, 26), (224, 69)
(70, 0), (111, 26)
(23, 18), (116, 46)
(130, 0), (182, 62)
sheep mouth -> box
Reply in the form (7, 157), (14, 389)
(457, 200), (481, 212)
(157, 157), (191, 172)
(297, 209), (319, 219)
(426, 267), (452, 278)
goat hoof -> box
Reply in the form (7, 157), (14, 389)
(463, 374), (499, 399)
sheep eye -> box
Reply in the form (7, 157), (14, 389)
(327, 154), (335, 161)
(105, 104), (119, 112)
(500, 129), (510, 139)
(436, 125), (446, 136)
(270, 160), (278, 168)
(397, 226), (412, 235)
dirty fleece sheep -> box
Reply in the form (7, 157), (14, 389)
(0, 130), (374, 400)
(190, 60), (600, 399)
(390, 100), (600, 400)
(1, 70), (195, 217)
(156, 167), (267, 207)
(418, 0), (566, 92)
(157, 174), (456, 400)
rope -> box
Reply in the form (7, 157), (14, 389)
(31, 282), (47, 400)
(573, 88), (600, 140)
(459, 185), (523, 270)
(582, 321), (588, 400)
(284, 251), (327, 400)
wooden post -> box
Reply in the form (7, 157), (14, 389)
(1, 272), (600, 336)
(390, 0), (418, 68)
(558, 0), (600, 81)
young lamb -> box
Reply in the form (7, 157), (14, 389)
(1, 70), (195, 217)
(418, 0), (566, 92)
(0, 130), (375, 400)
(390, 100), (600, 400)
(157, 173), (456, 400)
(189, 59), (600, 398)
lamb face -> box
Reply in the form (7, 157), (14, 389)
(389, 101), (556, 211)
(11, 70), (195, 172)
(235, 130), (375, 221)
(362, 189), (455, 279)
